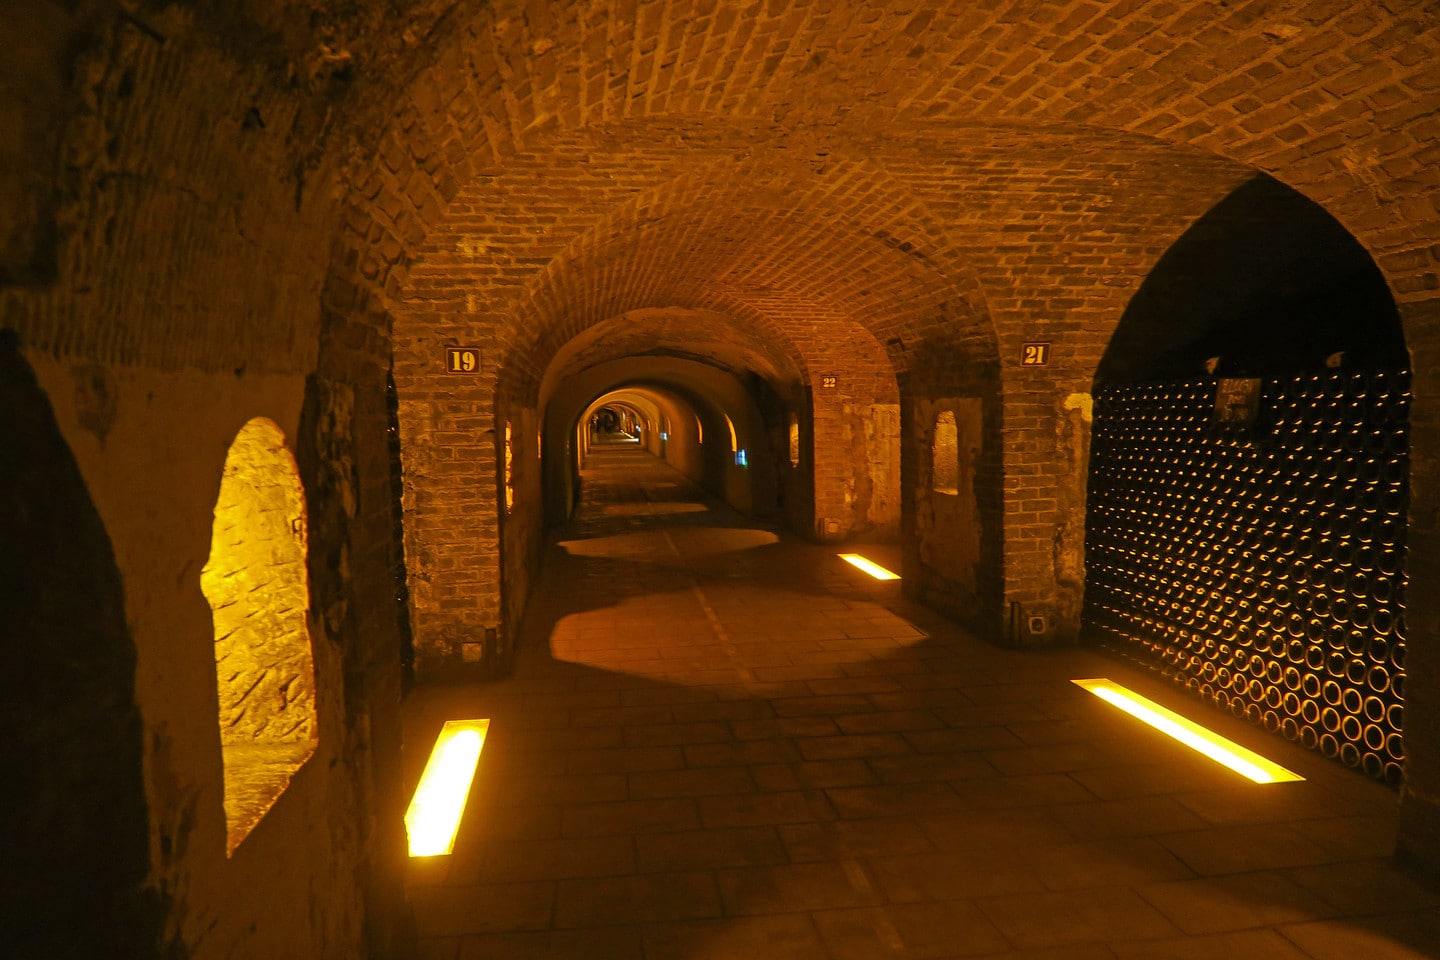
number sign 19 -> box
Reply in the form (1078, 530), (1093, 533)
(446, 347), (481, 373)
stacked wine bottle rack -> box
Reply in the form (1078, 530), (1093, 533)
(1082, 370), (1410, 786)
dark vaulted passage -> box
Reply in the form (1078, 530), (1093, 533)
(6, 2), (1440, 958)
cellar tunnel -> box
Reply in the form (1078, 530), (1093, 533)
(9, 2), (1440, 956)
(543, 356), (789, 532)
(1083, 173), (1413, 787)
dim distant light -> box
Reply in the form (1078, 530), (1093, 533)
(1073, 679), (1302, 783)
(838, 554), (900, 580)
(406, 718), (490, 857)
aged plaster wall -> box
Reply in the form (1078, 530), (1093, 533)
(1, 2), (422, 953)
(21, 354), (376, 957)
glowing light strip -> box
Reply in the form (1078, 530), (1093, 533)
(1073, 679), (1302, 783)
(405, 718), (490, 857)
(838, 553), (900, 580)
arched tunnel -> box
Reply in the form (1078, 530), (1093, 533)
(7, 3), (1440, 958)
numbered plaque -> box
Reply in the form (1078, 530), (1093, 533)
(1021, 342), (1051, 366)
(445, 347), (482, 373)
(820, 375), (838, 389)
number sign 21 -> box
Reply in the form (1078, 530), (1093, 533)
(1021, 342), (1051, 366)
(446, 347), (481, 373)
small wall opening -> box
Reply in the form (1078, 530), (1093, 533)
(201, 418), (318, 855)
(932, 410), (958, 494)
(504, 421), (515, 514)
(788, 411), (800, 467)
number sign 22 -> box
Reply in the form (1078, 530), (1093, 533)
(446, 347), (481, 373)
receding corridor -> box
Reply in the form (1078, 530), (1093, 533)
(403, 445), (1440, 960)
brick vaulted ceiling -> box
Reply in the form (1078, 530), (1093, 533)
(357, 0), (1440, 398)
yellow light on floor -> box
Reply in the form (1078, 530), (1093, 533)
(1073, 679), (1303, 784)
(838, 553), (900, 580)
(406, 719), (490, 857)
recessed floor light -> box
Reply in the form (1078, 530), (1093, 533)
(406, 718), (491, 857)
(1073, 679), (1303, 783)
(838, 553), (900, 580)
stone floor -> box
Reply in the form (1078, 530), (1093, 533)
(404, 443), (1440, 960)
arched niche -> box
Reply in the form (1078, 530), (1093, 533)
(1084, 174), (1409, 785)
(201, 417), (319, 854)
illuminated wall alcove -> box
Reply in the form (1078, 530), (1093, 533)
(932, 410), (959, 494)
(200, 417), (318, 854)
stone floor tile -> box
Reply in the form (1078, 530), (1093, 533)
(1067, 760), (1237, 801)
(982, 742), (1124, 776)
(1156, 823), (1335, 875)
(627, 766), (756, 799)
(888, 899), (1013, 957)
(948, 773), (1099, 809)
(1277, 911), (1440, 960)
(1019, 836), (1196, 890)
(564, 745), (683, 775)
(773, 694), (878, 717)
(623, 720), (733, 746)
(868, 849), (1044, 902)
(1287, 813), (1402, 861)
(752, 759), (878, 792)
(867, 688), (974, 711)
(715, 860), (883, 915)
(698, 788), (832, 826)
(640, 914), (830, 960)
(410, 881), (555, 935)
(732, 716), (841, 740)
(779, 816), (936, 861)
(446, 834), (634, 883)
(682, 738), (801, 767)
(458, 797), (563, 841)
(560, 797), (700, 837)
(1108, 928), (1313, 960)
(811, 907), (904, 960)
(636, 825), (789, 871)
(825, 781), (966, 819)
(1134, 870), (1339, 935)
(977, 886), (1182, 949)
(834, 708), (945, 734)
(917, 808), (1075, 853)
(499, 772), (629, 806)
(797, 733), (915, 761)
(867, 751), (997, 784)
(457, 927), (645, 960)
(932, 702), (1048, 727)
(1173, 784), (1368, 827)
(670, 698), (774, 722)
(808, 677), (908, 697)
(970, 946), (1117, 960)
(1047, 795), (1209, 841)
(1281, 858), (1440, 914)
(553, 871), (722, 927)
